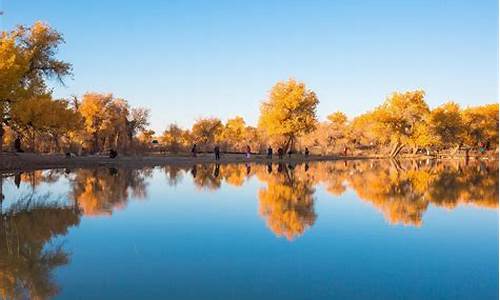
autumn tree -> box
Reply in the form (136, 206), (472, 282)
(127, 107), (150, 148)
(10, 96), (80, 151)
(258, 79), (319, 152)
(137, 129), (155, 147)
(461, 103), (499, 149)
(220, 116), (246, 151)
(369, 90), (430, 156)
(78, 93), (113, 153)
(78, 93), (150, 153)
(191, 117), (223, 150)
(0, 22), (71, 150)
(427, 102), (464, 150)
(161, 123), (191, 153)
(243, 125), (265, 153)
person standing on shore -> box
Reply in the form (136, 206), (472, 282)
(14, 136), (23, 153)
(278, 148), (283, 159)
(214, 145), (220, 160)
(245, 145), (251, 159)
(267, 146), (273, 159)
(304, 147), (309, 157)
(191, 144), (197, 157)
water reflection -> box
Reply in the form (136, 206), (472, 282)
(2, 160), (498, 235)
(70, 168), (151, 216)
(0, 193), (80, 300)
(257, 163), (316, 240)
(0, 159), (497, 298)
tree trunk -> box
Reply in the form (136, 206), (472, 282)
(54, 135), (60, 153)
(389, 158), (404, 173)
(389, 142), (404, 157)
(93, 132), (99, 154)
(283, 136), (293, 153)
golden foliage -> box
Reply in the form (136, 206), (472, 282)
(258, 79), (318, 150)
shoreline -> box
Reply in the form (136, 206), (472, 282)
(0, 152), (495, 174)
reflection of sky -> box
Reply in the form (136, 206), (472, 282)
(2, 166), (498, 299)
(1, 171), (72, 209)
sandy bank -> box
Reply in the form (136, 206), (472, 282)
(0, 152), (381, 173)
(0, 152), (493, 173)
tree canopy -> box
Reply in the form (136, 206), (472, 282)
(258, 79), (319, 151)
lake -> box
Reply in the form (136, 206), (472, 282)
(0, 159), (498, 299)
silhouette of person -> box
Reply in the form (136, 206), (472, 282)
(214, 164), (220, 177)
(191, 144), (197, 157)
(304, 147), (309, 157)
(267, 146), (273, 159)
(246, 145), (251, 159)
(278, 148), (283, 159)
(14, 173), (21, 188)
(109, 149), (118, 159)
(214, 145), (220, 160)
(267, 163), (273, 174)
(191, 165), (197, 178)
(14, 136), (23, 152)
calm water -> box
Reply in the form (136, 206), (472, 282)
(0, 159), (498, 300)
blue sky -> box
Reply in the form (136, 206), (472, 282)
(1, 0), (498, 132)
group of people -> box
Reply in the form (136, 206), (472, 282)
(265, 146), (309, 159)
(190, 143), (310, 161)
(191, 144), (253, 161)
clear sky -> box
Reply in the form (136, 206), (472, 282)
(1, 0), (498, 132)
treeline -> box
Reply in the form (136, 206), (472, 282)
(2, 22), (498, 157)
(161, 81), (498, 157)
(0, 22), (151, 154)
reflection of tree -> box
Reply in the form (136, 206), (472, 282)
(256, 165), (317, 240)
(164, 165), (185, 186)
(427, 162), (498, 209)
(70, 168), (150, 216)
(15, 170), (65, 189)
(180, 160), (497, 236)
(220, 164), (251, 187)
(0, 193), (80, 300)
(310, 160), (498, 226)
(191, 165), (222, 191)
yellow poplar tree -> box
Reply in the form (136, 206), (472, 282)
(258, 79), (319, 152)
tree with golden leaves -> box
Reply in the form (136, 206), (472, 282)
(220, 116), (246, 151)
(427, 102), (464, 150)
(369, 90), (430, 156)
(191, 117), (223, 150)
(258, 79), (319, 152)
(161, 123), (191, 153)
(0, 22), (71, 150)
(78, 93), (113, 153)
(461, 103), (499, 149)
(11, 96), (80, 152)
